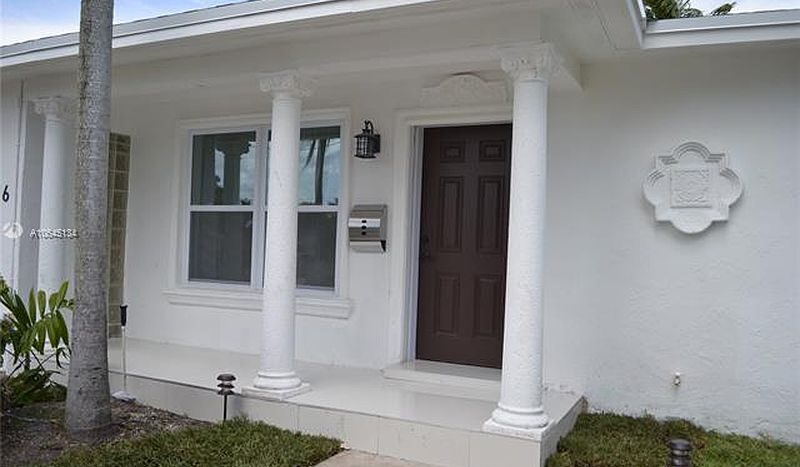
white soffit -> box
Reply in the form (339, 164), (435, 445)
(0, 0), (560, 69)
(588, 0), (646, 50)
(2, 0), (335, 65)
(644, 9), (800, 49)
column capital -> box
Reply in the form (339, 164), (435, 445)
(500, 43), (562, 83)
(259, 70), (315, 99)
(32, 96), (76, 122)
(215, 133), (252, 157)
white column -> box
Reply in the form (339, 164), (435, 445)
(33, 97), (75, 293)
(484, 44), (560, 439)
(248, 71), (314, 400)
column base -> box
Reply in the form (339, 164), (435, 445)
(244, 371), (311, 401)
(483, 404), (550, 440)
(243, 382), (310, 401)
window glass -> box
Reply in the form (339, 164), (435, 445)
(297, 212), (338, 289)
(188, 125), (341, 290)
(189, 212), (252, 283)
(298, 127), (340, 206)
(266, 127), (341, 206)
(191, 132), (257, 205)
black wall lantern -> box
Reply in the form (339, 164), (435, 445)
(354, 120), (381, 159)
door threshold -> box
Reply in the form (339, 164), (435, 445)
(382, 360), (501, 395)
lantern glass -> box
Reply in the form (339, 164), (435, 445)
(356, 136), (369, 157)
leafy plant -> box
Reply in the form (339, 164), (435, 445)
(644, 0), (736, 21)
(3, 367), (67, 406)
(0, 277), (72, 407)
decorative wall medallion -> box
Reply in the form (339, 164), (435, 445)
(643, 142), (742, 234)
(421, 74), (507, 108)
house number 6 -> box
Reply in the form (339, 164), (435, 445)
(2, 185), (9, 203)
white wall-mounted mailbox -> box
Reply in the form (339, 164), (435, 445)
(348, 204), (387, 252)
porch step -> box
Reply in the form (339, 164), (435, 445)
(104, 338), (585, 467)
(382, 360), (500, 401)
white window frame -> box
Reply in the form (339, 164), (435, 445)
(174, 109), (351, 300)
(186, 126), (263, 289)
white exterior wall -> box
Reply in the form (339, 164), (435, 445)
(1, 81), (72, 296)
(545, 50), (799, 442)
(110, 78), (416, 369)
(2, 45), (798, 441)
(0, 80), (23, 287)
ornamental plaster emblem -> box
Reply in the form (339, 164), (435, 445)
(644, 142), (742, 234)
(420, 74), (508, 107)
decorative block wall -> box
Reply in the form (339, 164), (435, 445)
(107, 133), (131, 337)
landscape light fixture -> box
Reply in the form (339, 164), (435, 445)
(667, 438), (693, 466)
(354, 120), (381, 159)
(216, 373), (236, 422)
(111, 304), (136, 403)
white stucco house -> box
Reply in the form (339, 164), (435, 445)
(1, 1), (798, 465)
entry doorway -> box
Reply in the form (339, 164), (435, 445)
(415, 124), (511, 369)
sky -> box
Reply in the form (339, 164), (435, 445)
(0, 0), (235, 45)
(1, 0), (800, 46)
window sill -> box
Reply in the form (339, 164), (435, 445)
(162, 287), (352, 320)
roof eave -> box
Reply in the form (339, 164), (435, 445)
(643, 9), (800, 49)
(0, 0), (445, 68)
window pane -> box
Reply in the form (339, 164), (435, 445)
(189, 212), (252, 283)
(299, 127), (340, 206)
(265, 126), (341, 207)
(192, 132), (257, 205)
(297, 212), (337, 289)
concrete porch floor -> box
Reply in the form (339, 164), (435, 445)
(107, 338), (584, 467)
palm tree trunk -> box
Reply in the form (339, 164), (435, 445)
(65, 0), (114, 437)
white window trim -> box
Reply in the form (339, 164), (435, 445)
(162, 287), (353, 320)
(169, 109), (352, 316)
(387, 104), (512, 362)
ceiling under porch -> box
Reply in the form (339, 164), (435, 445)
(7, 0), (639, 101)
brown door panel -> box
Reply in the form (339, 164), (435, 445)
(416, 124), (511, 369)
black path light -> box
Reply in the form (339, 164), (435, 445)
(216, 373), (236, 422)
(667, 438), (693, 466)
(111, 304), (136, 402)
(354, 120), (380, 159)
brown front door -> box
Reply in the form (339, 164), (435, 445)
(416, 124), (511, 369)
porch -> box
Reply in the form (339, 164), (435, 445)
(15, 3), (588, 463)
(106, 337), (584, 467)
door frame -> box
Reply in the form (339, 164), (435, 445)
(388, 104), (512, 364)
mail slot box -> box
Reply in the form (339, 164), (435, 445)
(348, 204), (387, 252)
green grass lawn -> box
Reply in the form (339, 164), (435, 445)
(43, 418), (342, 467)
(548, 413), (800, 467)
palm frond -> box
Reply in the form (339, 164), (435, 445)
(710, 3), (736, 16)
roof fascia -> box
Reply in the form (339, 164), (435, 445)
(0, 0), (443, 68)
(643, 9), (800, 49)
(626, 0), (646, 48)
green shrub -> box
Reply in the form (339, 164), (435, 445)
(0, 278), (71, 407)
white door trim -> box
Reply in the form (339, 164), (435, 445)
(387, 104), (512, 364)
